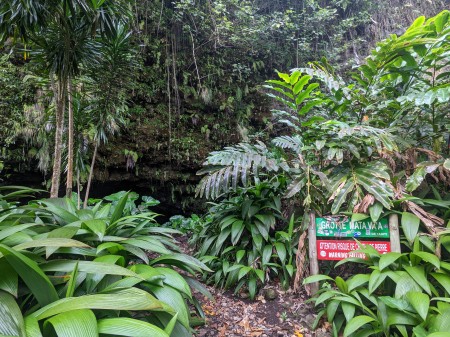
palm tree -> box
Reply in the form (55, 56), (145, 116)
(0, 0), (130, 198)
(83, 24), (134, 207)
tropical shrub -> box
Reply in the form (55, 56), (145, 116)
(304, 240), (450, 337)
(0, 187), (210, 337)
(193, 178), (297, 298)
(197, 10), (450, 240)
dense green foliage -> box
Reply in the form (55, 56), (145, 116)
(1, 1), (447, 208)
(194, 9), (450, 319)
(304, 241), (450, 336)
(0, 187), (210, 337)
(191, 179), (297, 298)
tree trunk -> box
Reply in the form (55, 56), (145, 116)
(77, 168), (81, 209)
(66, 78), (74, 197)
(50, 80), (66, 198)
(83, 141), (98, 208)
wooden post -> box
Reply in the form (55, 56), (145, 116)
(308, 212), (319, 295)
(389, 214), (401, 253)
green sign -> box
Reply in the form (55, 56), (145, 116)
(316, 217), (389, 238)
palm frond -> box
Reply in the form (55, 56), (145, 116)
(272, 135), (303, 153)
(196, 142), (287, 199)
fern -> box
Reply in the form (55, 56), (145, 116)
(272, 135), (303, 153)
(196, 142), (288, 199)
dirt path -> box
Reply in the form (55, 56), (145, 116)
(178, 236), (331, 337)
(193, 283), (332, 337)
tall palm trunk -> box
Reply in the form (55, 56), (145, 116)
(83, 141), (98, 208)
(66, 78), (74, 197)
(50, 80), (66, 198)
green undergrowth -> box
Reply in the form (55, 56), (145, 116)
(0, 186), (211, 337)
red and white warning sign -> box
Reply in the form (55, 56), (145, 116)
(317, 240), (391, 260)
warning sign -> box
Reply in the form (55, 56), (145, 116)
(317, 240), (391, 260)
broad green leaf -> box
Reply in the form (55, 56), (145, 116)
(326, 300), (340, 323)
(150, 253), (212, 273)
(403, 266), (431, 295)
(39, 200), (79, 224)
(0, 290), (25, 337)
(368, 270), (387, 294)
(0, 224), (38, 242)
(65, 262), (78, 298)
(303, 274), (333, 284)
(43, 309), (97, 337)
(331, 180), (355, 214)
(369, 203), (383, 222)
(13, 238), (89, 251)
(248, 275), (257, 299)
(274, 242), (286, 264)
(395, 274), (422, 298)
(379, 296), (410, 311)
(24, 317), (43, 337)
(82, 220), (106, 240)
(406, 167), (426, 192)
(146, 284), (189, 329)
(276, 71), (290, 83)
(40, 260), (137, 278)
(431, 273), (450, 294)
(342, 302), (355, 322)
(109, 192), (130, 225)
(343, 315), (375, 337)
(0, 244), (59, 307)
(434, 11), (449, 32)
(0, 258), (18, 297)
(262, 245), (272, 265)
(97, 318), (169, 337)
(154, 267), (192, 298)
(315, 290), (340, 306)
(386, 312), (418, 326)
(406, 291), (429, 321)
(428, 307), (450, 333)
(293, 75), (311, 95)
(401, 212), (420, 244)
(379, 253), (403, 271)
(29, 287), (172, 320)
(289, 70), (301, 85)
(164, 313), (178, 336)
(347, 274), (369, 292)
(231, 220), (244, 245)
(238, 266), (251, 280)
(335, 276), (348, 293)
(411, 251), (440, 269)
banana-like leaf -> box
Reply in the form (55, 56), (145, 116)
(39, 200), (79, 225)
(24, 317), (43, 337)
(29, 287), (174, 321)
(82, 220), (106, 241)
(109, 191), (130, 225)
(0, 258), (18, 297)
(146, 284), (190, 329)
(65, 262), (78, 298)
(13, 238), (89, 251)
(43, 309), (98, 337)
(150, 253), (212, 273)
(154, 267), (192, 298)
(0, 244), (59, 307)
(97, 318), (169, 337)
(0, 224), (39, 242)
(40, 260), (138, 278)
(0, 290), (25, 337)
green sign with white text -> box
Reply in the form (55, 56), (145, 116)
(316, 217), (389, 238)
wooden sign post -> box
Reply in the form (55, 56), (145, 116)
(308, 213), (400, 295)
